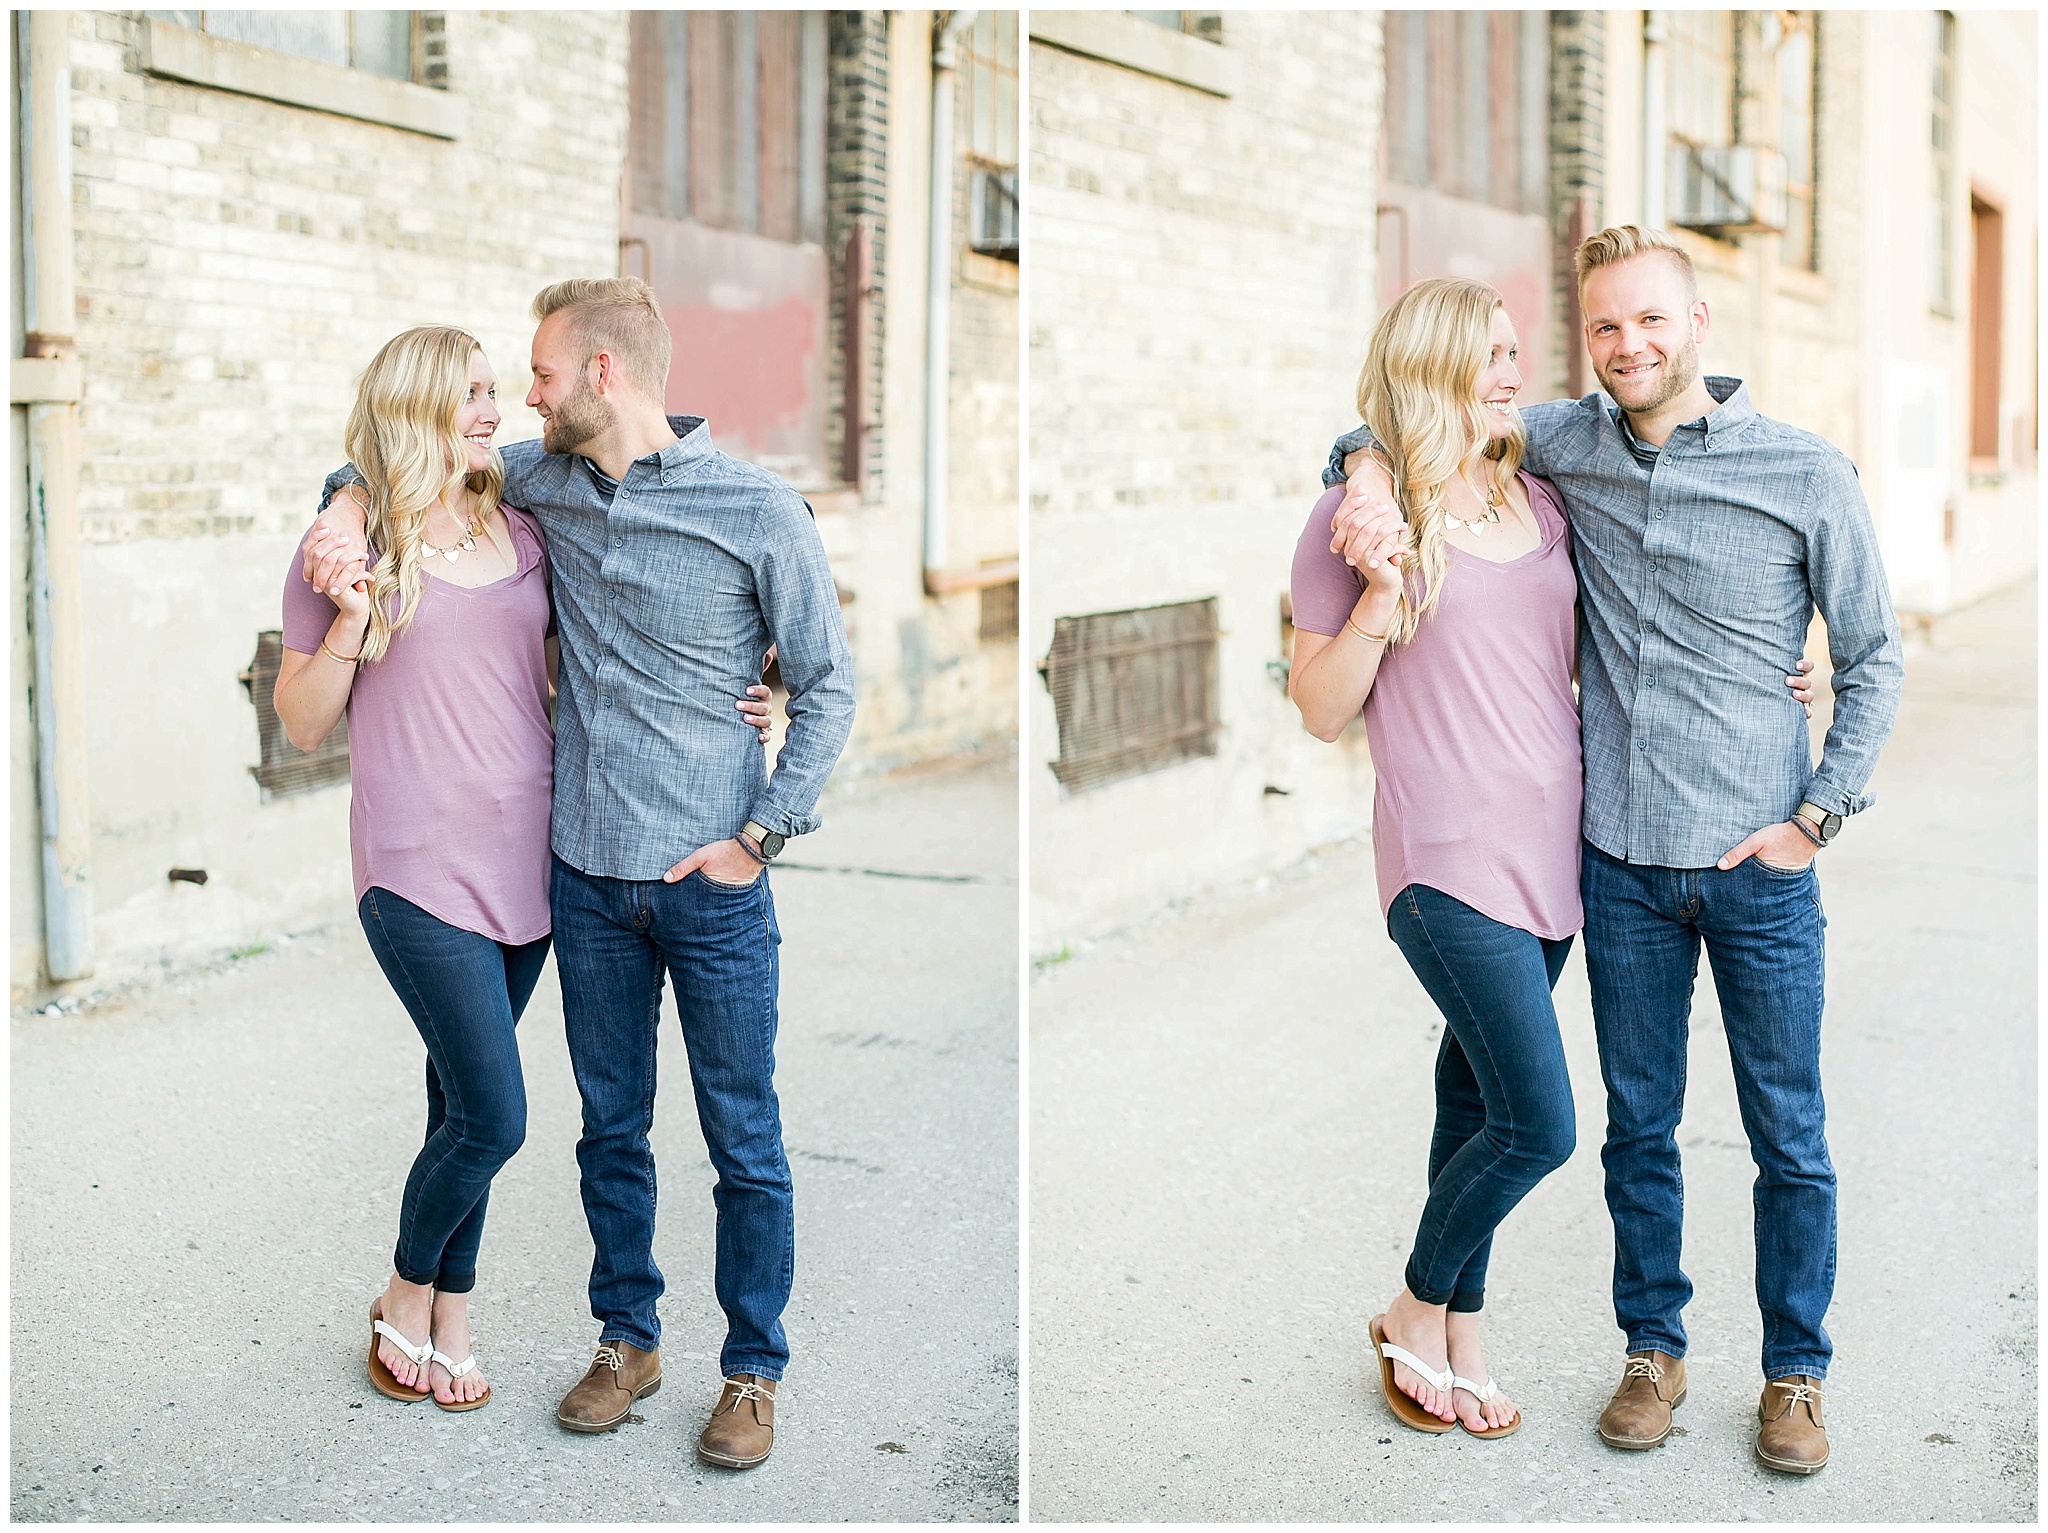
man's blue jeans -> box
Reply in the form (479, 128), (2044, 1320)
(1385, 885), (1578, 1310)
(357, 888), (551, 1294)
(1581, 839), (1834, 1380)
(551, 854), (792, 1381)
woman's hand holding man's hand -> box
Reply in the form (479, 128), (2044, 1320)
(1331, 457), (1407, 597)
(304, 487), (372, 600)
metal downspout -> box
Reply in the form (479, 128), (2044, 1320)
(922, 9), (975, 596)
(1642, 10), (1668, 230)
(17, 10), (94, 982)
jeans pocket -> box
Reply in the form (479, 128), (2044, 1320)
(697, 868), (764, 893)
(1753, 856), (1815, 878)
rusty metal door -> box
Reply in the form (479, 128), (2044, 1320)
(624, 12), (830, 487)
(1378, 11), (1557, 396)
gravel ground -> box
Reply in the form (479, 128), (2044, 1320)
(1029, 581), (2036, 1522)
(12, 754), (1020, 1522)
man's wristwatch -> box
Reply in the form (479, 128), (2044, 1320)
(739, 821), (786, 863)
(1793, 802), (1842, 847)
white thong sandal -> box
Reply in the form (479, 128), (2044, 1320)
(1369, 1314), (1457, 1434)
(368, 1299), (433, 1402)
(428, 1347), (492, 1413)
(1450, 1371), (1521, 1439)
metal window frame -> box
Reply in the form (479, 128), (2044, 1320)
(153, 11), (422, 81)
(978, 578), (1019, 643)
(968, 163), (1019, 260)
(239, 631), (351, 801)
(1042, 599), (1222, 794)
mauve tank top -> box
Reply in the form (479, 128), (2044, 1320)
(281, 505), (555, 945)
(1290, 472), (1584, 939)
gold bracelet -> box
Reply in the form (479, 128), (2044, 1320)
(1346, 616), (1390, 644)
(320, 636), (362, 665)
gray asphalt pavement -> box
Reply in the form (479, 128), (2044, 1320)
(1029, 581), (2036, 1521)
(12, 754), (1019, 1522)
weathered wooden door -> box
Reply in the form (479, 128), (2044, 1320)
(1378, 12), (1556, 396)
(624, 12), (830, 487)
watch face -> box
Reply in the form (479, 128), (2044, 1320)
(761, 831), (786, 858)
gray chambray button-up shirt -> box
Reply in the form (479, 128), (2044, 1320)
(1325, 377), (1904, 869)
(323, 415), (855, 881)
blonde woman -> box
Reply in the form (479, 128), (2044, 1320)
(1289, 278), (1573, 1440)
(272, 325), (553, 1412)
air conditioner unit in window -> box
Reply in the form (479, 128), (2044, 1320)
(969, 167), (1019, 261)
(1668, 143), (1789, 234)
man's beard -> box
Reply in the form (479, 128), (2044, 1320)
(1601, 333), (1702, 417)
(541, 375), (616, 455)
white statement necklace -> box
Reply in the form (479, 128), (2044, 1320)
(1443, 473), (1505, 536)
(422, 501), (485, 563)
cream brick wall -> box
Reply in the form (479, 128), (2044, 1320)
(69, 10), (628, 545)
(16, 10), (629, 995)
(1029, 13), (1384, 950)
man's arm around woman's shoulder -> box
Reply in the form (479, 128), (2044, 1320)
(1322, 395), (1588, 490)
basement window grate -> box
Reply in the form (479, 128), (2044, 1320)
(1041, 597), (1220, 793)
(240, 630), (350, 799)
(979, 579), (1019, 642)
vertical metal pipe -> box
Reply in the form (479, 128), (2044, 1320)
(735, 10), (759, 233)
(842, 219), (872, 486)
(663, 10), (690, 221)
(923, 9), (975, 592)
(1642, 10), (1668, 229)
(18, 10), (95, 981)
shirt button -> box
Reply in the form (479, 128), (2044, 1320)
(1637, 743), (1648, 753)
(1646, 676), (1656, 686)
(1655, 511), (1665, 520)
(1649, 562), (1659, 572)
(613, 537), (624, 548)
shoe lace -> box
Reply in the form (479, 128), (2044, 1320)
(591, 1344), (624, 1375)
(718, 1377), (774, 1414)
(1769, 1377), (1824, 1410)
(1623, 1356), (1665, 1383)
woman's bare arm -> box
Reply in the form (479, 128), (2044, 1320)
(273, 558), (371, 751)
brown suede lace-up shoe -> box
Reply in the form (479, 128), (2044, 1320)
(1755, 1375), (1829, 1475)
(1597, 1351), (1687, 1450)
(697, 1374), (777, 1469)
(556, 1340), (662, 1433)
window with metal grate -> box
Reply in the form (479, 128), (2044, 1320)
(1041, 598), (1220, 793)
(979, 579), (1019, 643)
(239, 631), (351, 800)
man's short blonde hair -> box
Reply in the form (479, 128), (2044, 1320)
(1573, 224), (1698, 300)
(531, 276), (672, 400)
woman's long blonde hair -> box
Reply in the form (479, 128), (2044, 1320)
(1354, 278), (1525, 646)
(344, 326), (504, 663)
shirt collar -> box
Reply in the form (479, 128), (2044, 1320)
(1696, 376), (1753, 440)
(653, 415), (714, 481)
(1604, 375), (1754, 447)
